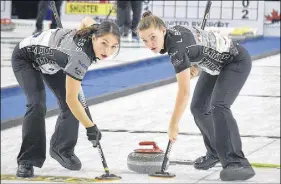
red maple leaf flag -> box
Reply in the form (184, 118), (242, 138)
(265, 9), (281, 21)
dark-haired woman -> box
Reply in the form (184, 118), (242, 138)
(137, 11), (255, 181)
(12, 16), (120, 177)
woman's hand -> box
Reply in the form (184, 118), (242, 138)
(190, 65), (200, 79)
(79, 16), (96, 30)
(168, 123), (179, 143)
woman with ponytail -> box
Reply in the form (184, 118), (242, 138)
(12, 16), (120, 178)
(137, 11), (255, 181)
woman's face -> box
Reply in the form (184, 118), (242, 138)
(92, 34), (119, 60)
(138, 27), (166, 54)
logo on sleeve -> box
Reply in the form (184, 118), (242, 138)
(169, 51), (178, 58)
(78, 60), (88, 70)
(169, 50), (184, 66)
(74, 66), (86, 77)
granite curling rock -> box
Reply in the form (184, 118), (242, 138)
(127, 141), (170, 174)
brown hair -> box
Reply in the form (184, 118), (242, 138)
(137, 11), (166, 31)
(74, 21), (120, 43)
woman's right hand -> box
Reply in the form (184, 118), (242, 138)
(86, 125), (102, 147)
(168, 123), (179, 143)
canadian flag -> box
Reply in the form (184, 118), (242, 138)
(265, 9), (281, 24)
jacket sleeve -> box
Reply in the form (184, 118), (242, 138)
(168, 45), (191, 74)
(64, 55), (91, 81)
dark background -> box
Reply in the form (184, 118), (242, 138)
(12, 1), (41, 19)
(10, 0), (281, 19)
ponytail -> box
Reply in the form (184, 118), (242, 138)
(142, 11), (153, 18)
(74, 24), (100, 40)
(137, 11), (166, 31)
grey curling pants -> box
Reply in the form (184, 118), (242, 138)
(190, 43), (252, 168)
(12, 43), (79, 168)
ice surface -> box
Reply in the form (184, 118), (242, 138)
(1, 55), (280, 183)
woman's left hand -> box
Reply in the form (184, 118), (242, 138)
(190, 65), (200, 78)
(168, 123), (179, 143)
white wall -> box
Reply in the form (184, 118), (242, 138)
(1, 1), (12, 19)
(60, 0), (265, 35)
(263, 1), (280, 36)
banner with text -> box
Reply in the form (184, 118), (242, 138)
(61, 0), (116, 23)
(61, 1), (266, 35)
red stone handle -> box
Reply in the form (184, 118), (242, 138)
(139, 141), (160, 151)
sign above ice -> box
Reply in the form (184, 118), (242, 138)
(142, 0), (265, 35)
(165, 20), (230, 28)
(61, 0), (265, 35)
(65, 2), (116, 16)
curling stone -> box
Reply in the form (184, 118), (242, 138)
(127, 141), (170, 174)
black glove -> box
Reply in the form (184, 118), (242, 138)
(86, 125), (102, 147)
